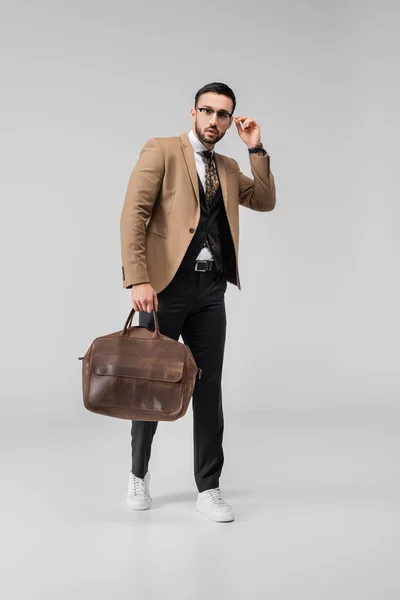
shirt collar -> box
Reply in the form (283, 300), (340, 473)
(188, 129), (214, 157)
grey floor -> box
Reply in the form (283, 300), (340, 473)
(1, 408), (398, 599)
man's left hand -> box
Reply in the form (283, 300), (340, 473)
(234, 116), (261, 148)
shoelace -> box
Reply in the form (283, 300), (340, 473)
(129, 474), (148, 495)
(203, 487), (226, 505)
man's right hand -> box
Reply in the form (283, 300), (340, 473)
(131, 283), (159, 313)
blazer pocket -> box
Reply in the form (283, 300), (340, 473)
(146, 228), (167, 240)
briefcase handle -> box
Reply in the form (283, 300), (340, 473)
(122, 308), (160, 337)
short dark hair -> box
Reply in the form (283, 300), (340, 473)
(194, 82), (236, 115)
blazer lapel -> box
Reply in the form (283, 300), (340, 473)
(179, 132), (228, 211)
(180, 132), (200, 206)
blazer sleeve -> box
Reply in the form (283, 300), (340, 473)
(120, 137), (165, 288)
(234, 152), (276, 212)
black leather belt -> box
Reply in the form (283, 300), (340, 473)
(194, 259), (215, 272)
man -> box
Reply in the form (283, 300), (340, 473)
(120, 82), (276, 523)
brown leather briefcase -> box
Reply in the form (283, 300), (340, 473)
(78, 308), (202, 421)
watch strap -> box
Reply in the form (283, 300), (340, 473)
(248, 143), (266, 154)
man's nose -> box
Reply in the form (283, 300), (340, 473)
(209, 112), (218, 125)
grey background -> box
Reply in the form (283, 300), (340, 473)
(1, 0), (399, 598)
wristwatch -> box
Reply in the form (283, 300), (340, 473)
(248, 142), (266, 155)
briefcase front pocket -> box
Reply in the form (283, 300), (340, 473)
(88, 356), (185, 414)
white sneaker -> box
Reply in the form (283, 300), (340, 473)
(196, 487), (235, 522)
(126, 471), (152, 510)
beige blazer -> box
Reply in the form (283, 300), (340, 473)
(120, 131), (276, 293)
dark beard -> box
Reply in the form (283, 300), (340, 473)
(195, 122), (225, 146)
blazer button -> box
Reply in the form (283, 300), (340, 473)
(189, 228), (195, 233)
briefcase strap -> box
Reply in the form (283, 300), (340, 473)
(122, 308), (160, 336)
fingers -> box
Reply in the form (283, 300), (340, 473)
(234, 116), (256, 130)
(131, 285), (158, 313)
(235, 116), (248, 127)
(134, 298), (153, 312)
(132, 299), (147, 312)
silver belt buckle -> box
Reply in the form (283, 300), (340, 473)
(195, 260), (209, 272)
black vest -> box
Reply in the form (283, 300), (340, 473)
(179, 171), (238, 286)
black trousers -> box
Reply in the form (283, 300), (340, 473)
(131, 263), (228, 493)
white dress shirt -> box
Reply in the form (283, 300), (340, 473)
(187, 129), (214, 261)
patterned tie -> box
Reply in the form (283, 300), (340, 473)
(201, 150), (220, 210)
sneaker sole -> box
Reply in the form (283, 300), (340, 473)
(196, 504), (235, 522)
(126, 497), (152, 510)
